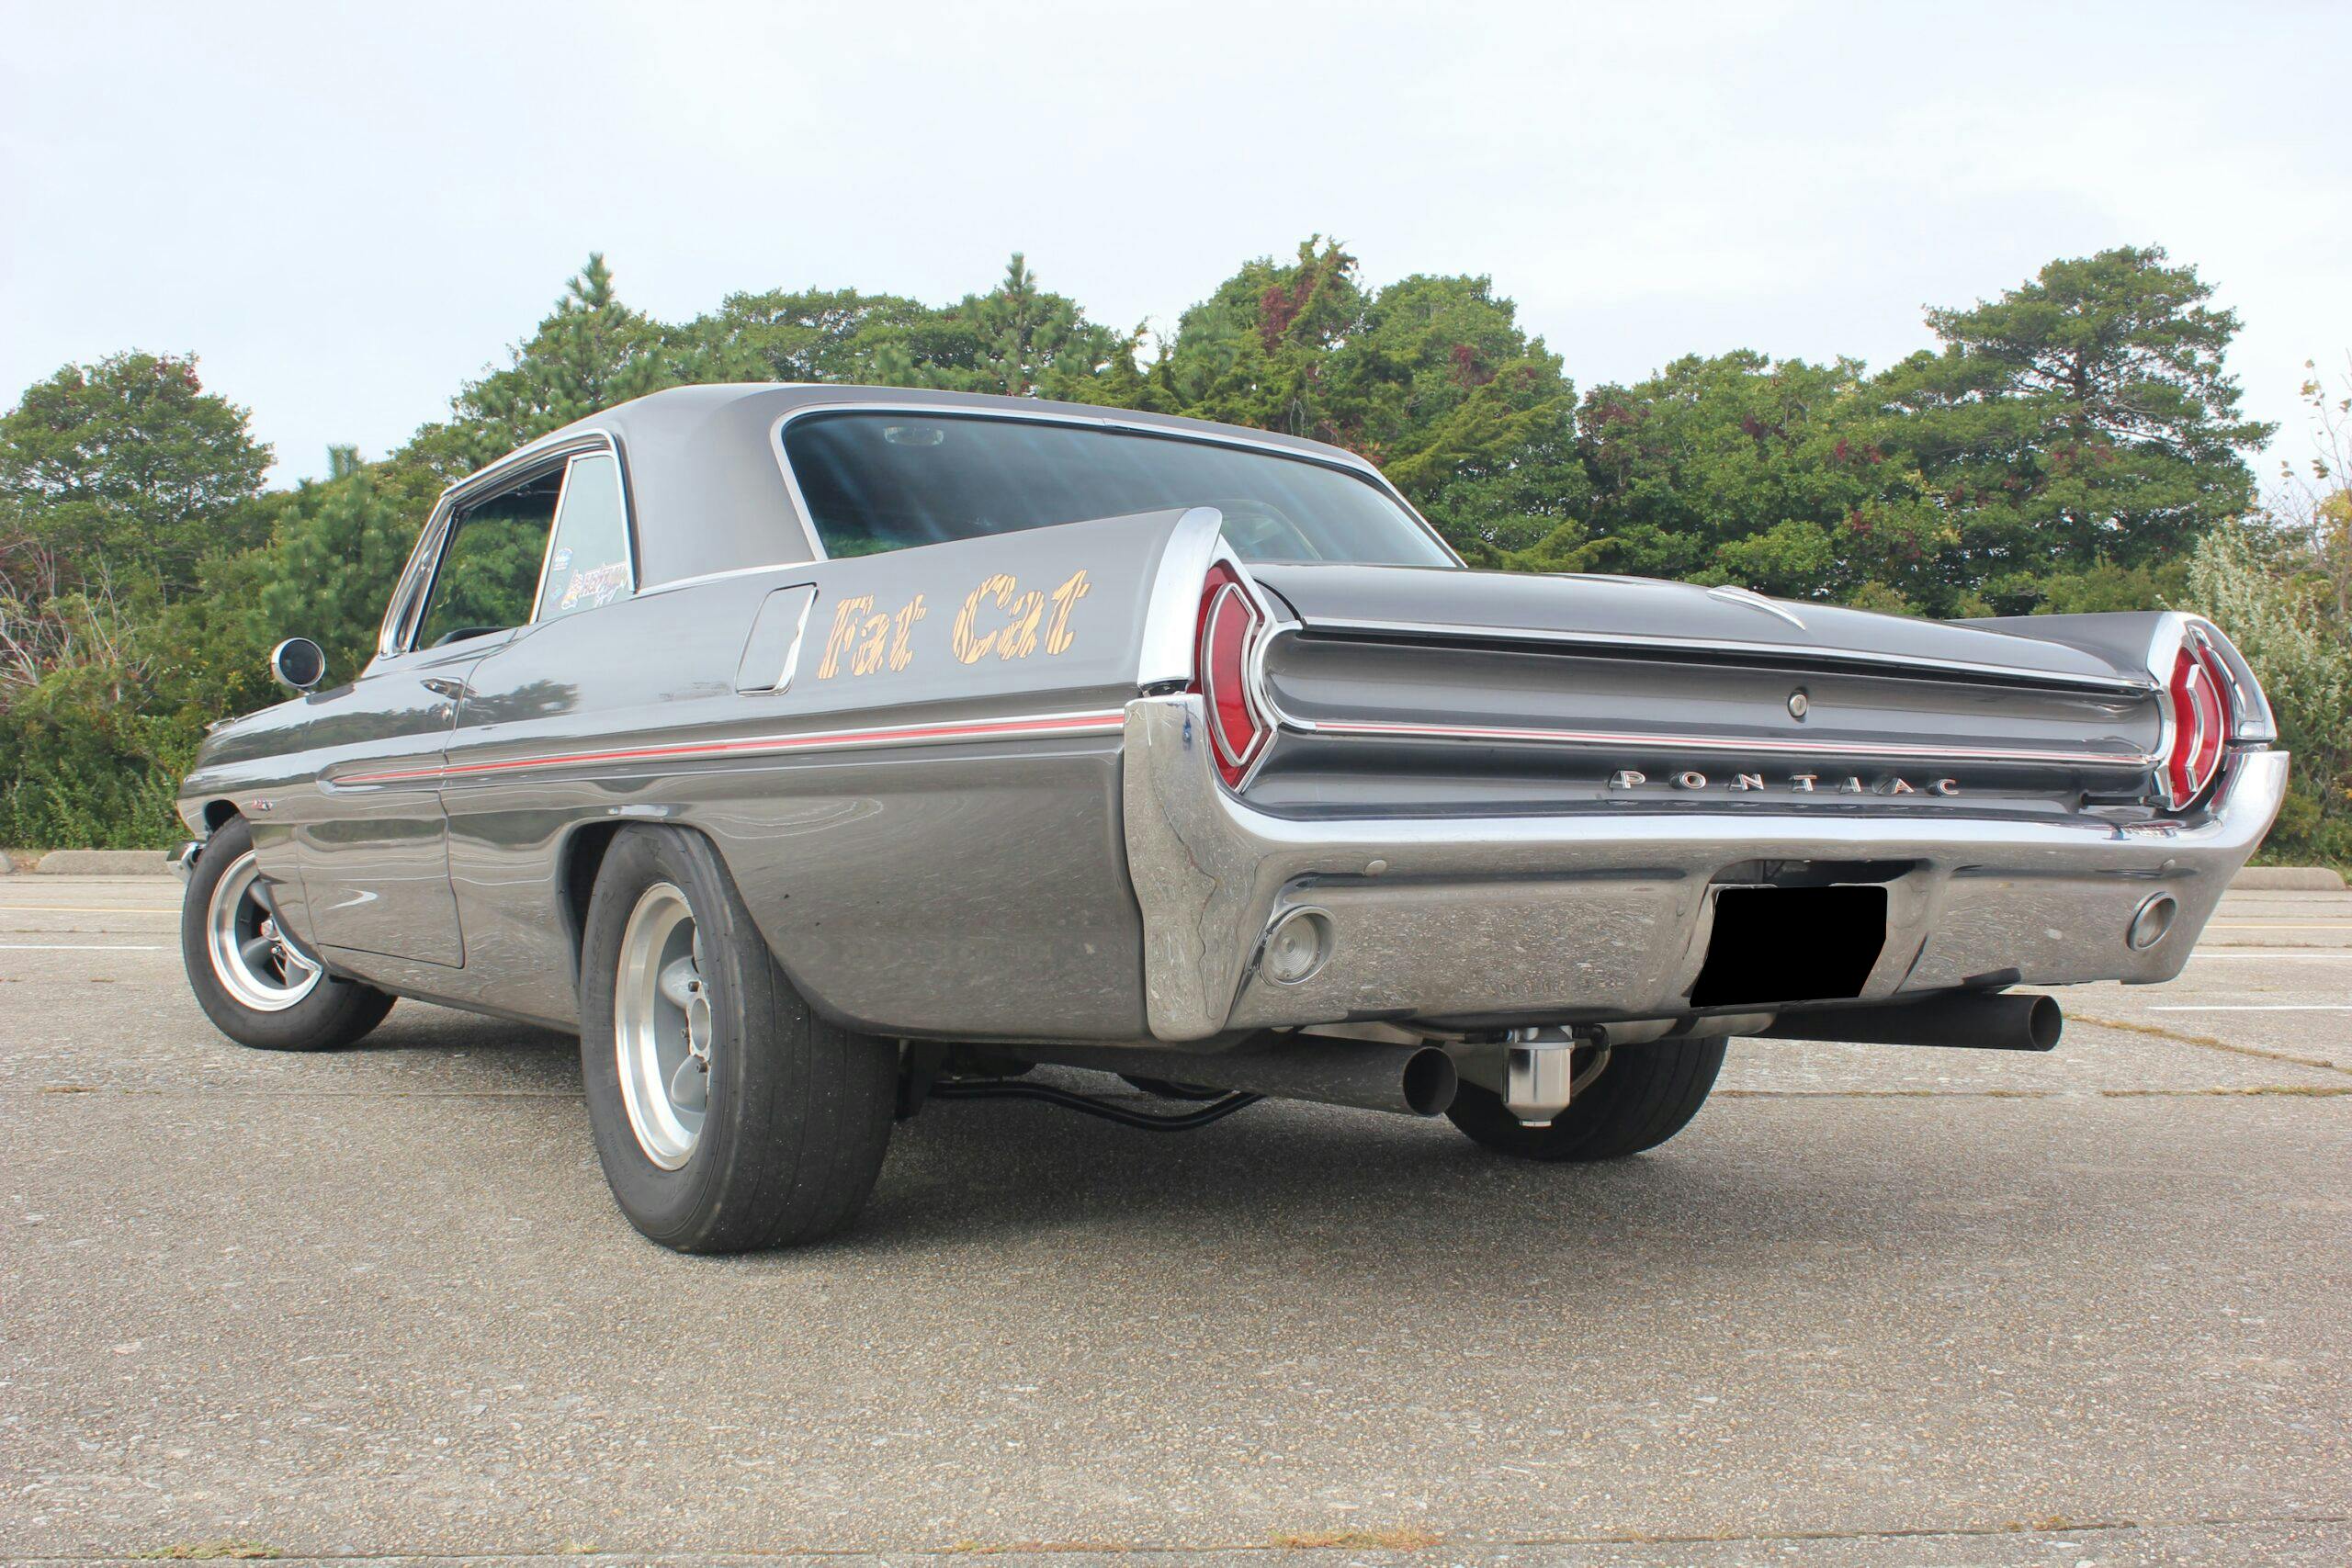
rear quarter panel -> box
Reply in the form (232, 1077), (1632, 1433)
(438, 509), (1201, 1037)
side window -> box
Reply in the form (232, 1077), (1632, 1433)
(534, 453), (632, 623)
(415, 468), (562, 650)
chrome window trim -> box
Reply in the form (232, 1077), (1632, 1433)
(765, 401), (1464, 570)
(525, 457), (583, 626)
(634, 560), (803, 600)
(376, 431), (629, 662)
(1293, 615), (2161, 696)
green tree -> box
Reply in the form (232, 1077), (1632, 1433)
(673, 254), (1130, 402)
(1874, 245), (2271, 612)
(409, 254), (684, 479)
(1159, 236), (1367, 442)
(1153, 239), (1589, 558)
(679, 287), (948, 386)
(1576, 352), (1948, 604)
(2185, 524), (2352, 863)
(0, 351), (272, 599)
(957, 253), (1129, 399)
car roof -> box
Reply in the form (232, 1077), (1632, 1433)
(487, 383), (1385, 586)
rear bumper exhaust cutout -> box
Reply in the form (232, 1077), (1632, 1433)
(1762, 991), (2063, 1054)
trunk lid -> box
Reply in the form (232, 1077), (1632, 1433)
(1248, 563), (2148, 693)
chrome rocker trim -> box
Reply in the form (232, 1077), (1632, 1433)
(1120, 694), (2290, 1043)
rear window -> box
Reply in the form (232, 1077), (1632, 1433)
(779, 412), (1457, 569)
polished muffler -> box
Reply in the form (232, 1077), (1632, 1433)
(1030, 1036), (1459, 1118)
(1762, 991), (2062, 1053)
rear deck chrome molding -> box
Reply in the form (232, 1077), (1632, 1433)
(332, 708), (1126, 788)
(1284, 716), (2162, 772)
(1295, 616), (2158, 694)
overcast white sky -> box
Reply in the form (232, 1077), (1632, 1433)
(3, 1), (2346, 487)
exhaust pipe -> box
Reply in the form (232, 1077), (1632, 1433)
(1762, 991), (2062, 1053)
(1029, 1036), (1459, 1118)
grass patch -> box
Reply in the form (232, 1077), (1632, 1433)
(133, 1546), (279, 1562)
(2073, 1012), (2351, 1075)
(2101, 1084), (2352, 1097)
(1270, 1527), (1442, 1551)
(942, 1543), (1133, 1556)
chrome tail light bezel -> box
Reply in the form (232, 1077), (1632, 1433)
(2151, 615), (2272, 813)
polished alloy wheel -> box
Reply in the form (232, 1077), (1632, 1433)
(204, 850), (324, 1012)
(614, 881), (714, 1169)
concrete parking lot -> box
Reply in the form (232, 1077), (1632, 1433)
(3, 877), (2347, 1567)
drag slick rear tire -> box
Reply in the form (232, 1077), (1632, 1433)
(578, 826), (896, 1253)
(1446, 1038), (1727, 1162)
(179, 815), (394, 1053)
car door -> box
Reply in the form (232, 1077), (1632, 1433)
(435, 447), (646, 1019)
(291, 640), (497, 967)
(293, 457), (568, 966)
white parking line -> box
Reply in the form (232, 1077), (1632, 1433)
(0, 905), (176, 914)
(0, 943), (170, 951)
(2189, 952), (2352, 960)
(2152, 1004), (2352, 1012)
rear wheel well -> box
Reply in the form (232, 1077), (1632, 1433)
(201, 800), (241, 832)
(558, 822), (627, 979)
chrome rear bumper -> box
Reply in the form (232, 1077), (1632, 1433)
(1120, 695), (2289, 1042)
(170, 840), (202, 884)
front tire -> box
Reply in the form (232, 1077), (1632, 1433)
(578, 826), (896, 1253)
(1447, 1038), (1727, 1162)
(179, 816), (394, 1052)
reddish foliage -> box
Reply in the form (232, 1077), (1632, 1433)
(1451, 343), (1493, 388)
(1260, 282), (1301, 350)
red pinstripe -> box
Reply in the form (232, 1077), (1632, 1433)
(331, 709), (1127, 787)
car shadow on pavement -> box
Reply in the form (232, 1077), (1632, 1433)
(346, 1007), (2094, 1282)
(831, 1081), (2084, 1296)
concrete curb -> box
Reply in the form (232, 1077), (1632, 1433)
(32, 849), (176, 875)
(2233, 865), (2347, 891)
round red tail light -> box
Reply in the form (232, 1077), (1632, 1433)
(1195, 561), (1268, 787)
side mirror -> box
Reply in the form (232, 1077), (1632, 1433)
(270, 637), (327, 694)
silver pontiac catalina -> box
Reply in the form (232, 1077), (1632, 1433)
(173, 385), (2288, 1251)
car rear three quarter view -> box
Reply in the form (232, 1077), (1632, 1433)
(172, 385), (2289, 1251)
